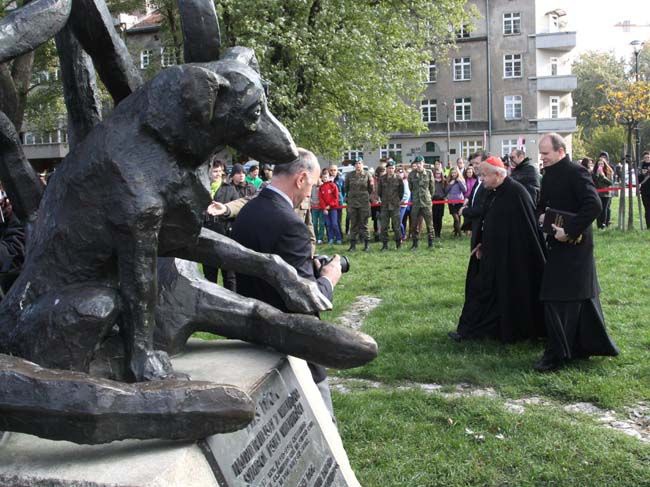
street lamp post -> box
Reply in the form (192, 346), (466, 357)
(631, 40), (643, 82)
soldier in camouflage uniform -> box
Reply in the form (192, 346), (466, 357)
(407, 156), (435, 249)
(344, 159), (373, 251)
(378, 160), (404, 250)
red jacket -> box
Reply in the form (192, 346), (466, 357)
(319, 181), (339, 209)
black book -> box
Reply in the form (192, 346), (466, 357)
(543, 207), (583, 244)
(543, 207), (576, 234)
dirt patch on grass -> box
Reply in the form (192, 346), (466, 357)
(336, 295), (382, 330)
(330, 377), (650, 443)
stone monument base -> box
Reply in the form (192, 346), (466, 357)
(0, 340), (360, 487)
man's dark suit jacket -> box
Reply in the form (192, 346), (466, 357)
(231, 187), (333, 382)
(462, 181), (492, 250)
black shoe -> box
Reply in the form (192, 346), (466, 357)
(380, 242), (389, 251)
(363, 240), (370, 252)
(534, 352), (564, 372)
(395, 239), (401, 250)
(410, 239), (418, 250)
(348, 241), (357, 251)
(428, 238), (434, 248)
(447, 331), (463, 342)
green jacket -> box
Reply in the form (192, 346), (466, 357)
(344, 171), (373, 208)
(408, 169), (434, 207)
(377, 174), (404, 211)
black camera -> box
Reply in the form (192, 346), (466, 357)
(313, 255), (350, 277)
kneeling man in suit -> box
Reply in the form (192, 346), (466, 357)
(232, 148), (342, 415)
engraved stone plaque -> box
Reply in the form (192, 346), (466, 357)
(0, 340), (360, 487)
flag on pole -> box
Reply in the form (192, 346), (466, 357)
(517, 136), (526, 151)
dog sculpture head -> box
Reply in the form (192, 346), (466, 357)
(142, 46), (298, 166)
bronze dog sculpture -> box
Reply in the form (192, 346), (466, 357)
(0, 0), (377, 444)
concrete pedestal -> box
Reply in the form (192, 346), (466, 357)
(0, 340), (360, 487)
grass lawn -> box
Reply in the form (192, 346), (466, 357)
(315, 198), (650, 486)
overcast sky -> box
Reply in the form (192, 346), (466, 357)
(571, 0), (650, 60)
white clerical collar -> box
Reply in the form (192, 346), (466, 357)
(267, 184), (294, 209)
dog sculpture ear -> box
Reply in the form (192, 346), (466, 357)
(218, 47), (260, 74)
(180, 65), (230, 127)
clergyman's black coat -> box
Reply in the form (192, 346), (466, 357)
(538, 156), (618, 359)
(457, 181), (492, 333)
(460, 177), (546, 342)
(538, 156), (602, 301)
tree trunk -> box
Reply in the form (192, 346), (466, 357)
(10, 51), (36, 132)
(619, 139), (628, 230)
(627, 124), (635, 230)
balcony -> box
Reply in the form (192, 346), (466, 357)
(22, 143), (69, 161)
(536, 75), (577, 92)
(535, 31), (576, 51)
(531, 117), (577, 133)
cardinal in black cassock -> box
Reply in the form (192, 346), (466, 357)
(455, 156), (546, 343)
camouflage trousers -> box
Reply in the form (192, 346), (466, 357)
(379, 207), (401, 242)
(409, 205), (434, 240)
(348, 206), (370, 242)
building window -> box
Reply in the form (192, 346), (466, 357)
(425, 61), (437, 83)
(421, 99), (437, 123)
(453, 57), (471, 81)
(504, 54), (522, 78)
(504, 95), (523, 120)
(461, 140), (482, 158)
(454, 97), (471, 122)
(23, 132), (35, 145)
(380, 143), (402, 162)
(550, 96), (560, 119)
(425, 142), (437, 152)
(160, 47), (177, 68)
(140, 49), (152, 69)
(550, 57), (559, 76)
(502, 139), (519, 156)
(503, 12), (521, 35)
(342, 149), (364, 162)
(456, 24), (470, 38)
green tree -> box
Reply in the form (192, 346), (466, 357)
(572, 51), (626, 134)
(216, 0), (473, 157)
(579, 125), (626, 162)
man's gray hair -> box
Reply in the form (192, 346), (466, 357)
(541, 133), (567, 152)
(512, 148), (526, 158)
(274, 148), (319, 176)
(481, 161), (508, 177)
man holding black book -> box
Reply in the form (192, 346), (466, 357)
(535, 133), (619, 372)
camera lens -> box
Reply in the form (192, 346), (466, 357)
(339, 256), (350, 273)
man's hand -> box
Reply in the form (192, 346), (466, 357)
(206, 201), (227, 216)
(551, 224), (569, 242)
(470, 243), (482, 260)
(315, 255), (342, 287)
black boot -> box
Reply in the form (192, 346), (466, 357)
(363, 240), (370, 252)
(428, 237), (434, 248)
(348, 240), (357, 251)
(380, 241), (389, 251)
(395, 239), (401, 250)
(410, 238), (418, 250)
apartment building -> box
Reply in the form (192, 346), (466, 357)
(347, 0), (577, 167)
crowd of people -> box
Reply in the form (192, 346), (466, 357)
(1, 133), (641, 378)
